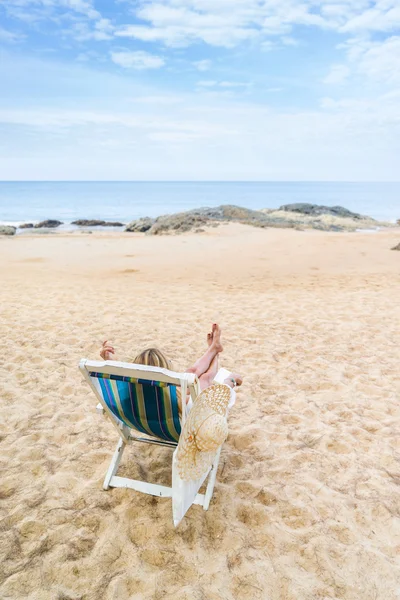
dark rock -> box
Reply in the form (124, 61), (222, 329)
(149, 212), (210, 235)
(190, 205), (299, 229)
(72, 219), (106, 226)
(34, 219), (63, 228)
(125, 217), (155, 233)
(19, 223), (34, 229)
(279, 203), (368, 220)
(189, 205), (268, 223)
(0, 225), (16, 236)
(391, 243), (400, 251)
(72, 220), (124, 227)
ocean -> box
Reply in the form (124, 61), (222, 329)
(0, 181), (399, 228)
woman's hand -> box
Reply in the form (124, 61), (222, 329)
(223, 373), (243, 388)
(100, 340), (116, 361)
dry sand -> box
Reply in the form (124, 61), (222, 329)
(1, 224), (400, 600)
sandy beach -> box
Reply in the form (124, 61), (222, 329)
(1, 223), (400, 600)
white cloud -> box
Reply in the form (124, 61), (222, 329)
(197, 80), (217, 87)
(110, 50), (165, 69)
(282, 36), (299, 46)
(0, 26), (24, 42)
(1, 2), (400, 181)
(131, 95), (184, 104)
(114, 1), (400, 50)
(1, 0), (101, 21)
(116, 22), (256, 48)
(1, 0), (111, 43)
(340, 3), (400, 33)
(4, 0), (400, 65)
(0, 107), (237, 148)
(64, 0), (100, 19)
(70, 19), (114, 41)
(219, 81), (249, 88)
(94, 18), (114, 38)
(1, 88), (399, 180)
(149, 130), (213, 142)
(115, 0), (333, 48)
(332, 35), (400, 85)
(193, 59), (212, 71)
(197, 80), (249, 90)
(323, 64), (351, 84)
(351, 36), (400, 84)
(3, 0), (400, 53)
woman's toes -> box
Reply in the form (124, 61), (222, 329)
(213, 324), (221, 340)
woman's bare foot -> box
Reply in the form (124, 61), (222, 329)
(210, 323), (223, 354)
(207, 323), (222, 351)
(186, 324), (223, 378)
(207, 322), (217, 346)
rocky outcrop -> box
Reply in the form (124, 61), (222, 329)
(279, 203), (367, 220)
(0, 225), (16, 235)
(123, 204), (381, 236)
(19, 223), (34, 229)
(125, 217), (155, 232)
(190, 205), (299, 229)
(34, 220), (63, 228)
(190, 205), (269, 223)
(261, 205), (382, 232)
(149, 212), (211, 235)
(125, 206), (293, 235)
(72, 220), (124, 227)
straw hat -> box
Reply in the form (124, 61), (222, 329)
(176, 383), (231, 481)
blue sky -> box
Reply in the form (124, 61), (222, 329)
(0, 0), (399, 180)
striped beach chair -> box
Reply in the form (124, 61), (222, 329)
(79, 359), (222, 511)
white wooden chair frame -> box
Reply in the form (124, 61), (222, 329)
(79, 359), (223, 511)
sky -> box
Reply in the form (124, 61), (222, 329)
(0, 0), (399, 181)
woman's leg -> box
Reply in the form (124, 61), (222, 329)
(186, 324), (223, 378)
(199, 352), (219, 390)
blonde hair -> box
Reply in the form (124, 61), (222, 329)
(134, 347), (172, 369)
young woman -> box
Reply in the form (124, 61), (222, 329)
(100, 323), (243, 395)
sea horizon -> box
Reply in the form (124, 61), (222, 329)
(0, 180), (399, 226)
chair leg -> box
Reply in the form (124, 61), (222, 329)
(103, 438), (126, 490)
(203, 447), (222, 511)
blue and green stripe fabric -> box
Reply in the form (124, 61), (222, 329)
(90, 371), (181, 442)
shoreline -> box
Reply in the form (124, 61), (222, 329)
(1, 203), (398, 236)
(2, 223), (398, 238)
